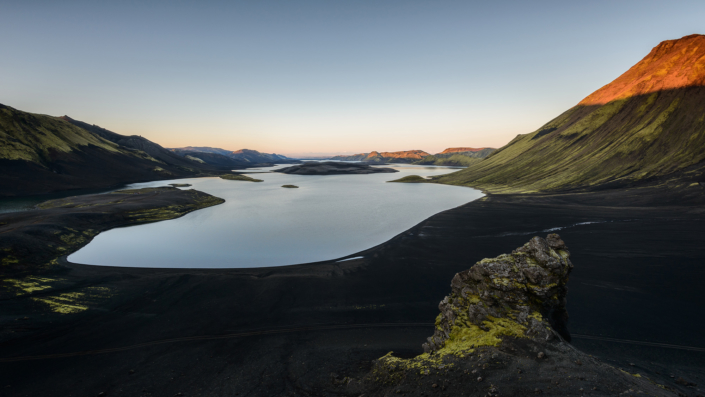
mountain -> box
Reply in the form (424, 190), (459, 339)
(0, 104), (217, 196)
(329, 149), (430, 163)
(436, 34), (705, 193)
(60, 116), (200, 170)
(170, 147), (298, 166)
(415, 147), (496, 166)
(173, 151), (251, 168)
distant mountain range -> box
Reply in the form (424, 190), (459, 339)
(436, 34), (705, 193)
(170, 147), (297, 167)
(328, 148), (495, 166)
(329, 150), (431, 163)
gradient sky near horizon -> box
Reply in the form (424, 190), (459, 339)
(2, 1), (704, 156)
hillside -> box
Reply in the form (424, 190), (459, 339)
(171, 146), (297, 165)
(0, 105), (207, 196)
(329, 149), (430, 163)
(415, 147), (495, 166)
(60, 116), (201, 170)
(437, 147), (494, 155)
(436, 34), (705, 193)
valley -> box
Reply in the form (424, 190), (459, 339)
(1, 33), (704, 397)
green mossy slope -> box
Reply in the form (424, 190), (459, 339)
(436, 35), (705, 193)
(0, 104), (206, 196)
(436, 88), (705, 193)
(0, 104), (127, 164)
(414, 154), (483, 167)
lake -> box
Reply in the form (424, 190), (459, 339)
(68, 164), (483, 268)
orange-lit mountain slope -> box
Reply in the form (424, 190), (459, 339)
(437, 34), (705, 193)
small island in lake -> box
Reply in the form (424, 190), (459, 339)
(387, 174), (427, 183)
(281, 184), (299, 188)
(274, 161), (398, 175)
(219, 174), (264, 182)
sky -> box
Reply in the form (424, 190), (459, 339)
(2, 1), (704, 157)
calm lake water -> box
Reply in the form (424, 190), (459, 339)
(69, 164), (482, 268)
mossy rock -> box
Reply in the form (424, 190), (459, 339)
(388, 175), (427, 183)
(281, 185), (299, 188)
(169, 183), (192, 187)
(219, 174), (263, 182)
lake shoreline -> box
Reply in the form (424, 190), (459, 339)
(1, 187), (704, 395)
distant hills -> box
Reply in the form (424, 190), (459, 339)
(328, 148), (494, 166)
(170, 147), (297, 167)
(60, 116), (198, 170)
(329, 150), (431, 163)
(416, 147), (495, 166)
(436, 34), (705, 193)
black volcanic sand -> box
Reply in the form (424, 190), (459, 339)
(274, 161), (398, 175)
(0, 187), (224, 275)
(1, 187), (704, 396)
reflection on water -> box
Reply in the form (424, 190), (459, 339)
(69, 164), (483, 268)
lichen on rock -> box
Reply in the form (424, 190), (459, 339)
(347, 234), (678, 396)
(423, 233), (573, 355)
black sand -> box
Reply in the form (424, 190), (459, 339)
(1, 187), (704, 396)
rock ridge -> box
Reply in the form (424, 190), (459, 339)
(345, 234), (677, 396)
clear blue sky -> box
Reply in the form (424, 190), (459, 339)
(2, 0), (703, 156)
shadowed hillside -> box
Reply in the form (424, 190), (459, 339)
(0, 105), (206, 196)
(170, 146), (297, 165)
(436, 34), (705, 193)
(60, 116), (201, 170)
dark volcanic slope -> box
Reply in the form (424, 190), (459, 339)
(0, 187), (224, 276)
(275, 161), (398, 175)
(0, 105), (207, 196)
(437, 34), (705, 193)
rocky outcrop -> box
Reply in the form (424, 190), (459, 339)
(423, 233), (572, 354)
(346, 235), (677, 396)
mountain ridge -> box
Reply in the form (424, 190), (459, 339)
(329, 150), (430, 163)
(170, 146), (297, 165)
(0, 104), (210, 196)
(435, 34), (705, 193)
